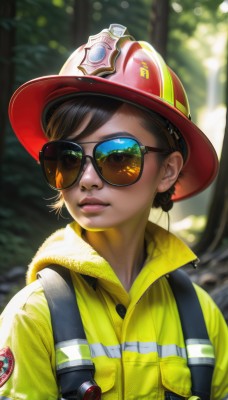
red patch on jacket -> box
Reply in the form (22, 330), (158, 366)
(0, 347), (14, 387)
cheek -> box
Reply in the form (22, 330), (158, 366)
(62, 190), (78, 214)
(116, 162), (163, 209)
(140, 157), (163, 190)
(61, 158), (163, 222)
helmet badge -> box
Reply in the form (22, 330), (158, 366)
(78, 24), (129, 77)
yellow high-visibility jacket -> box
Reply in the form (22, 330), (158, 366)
(0, 221), (228, 400)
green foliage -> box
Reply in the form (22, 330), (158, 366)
(0, 127), (67, 272)
(167, 1), (227, 121)
(171, 215), (207, 245)
(88, 0), (152, 40)
(0, 0), (74, 272)
(14, 0), (72, 85)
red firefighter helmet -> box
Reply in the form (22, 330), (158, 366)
(9, 24), (218, 200)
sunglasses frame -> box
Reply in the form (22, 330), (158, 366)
(39, 136), (171, 190)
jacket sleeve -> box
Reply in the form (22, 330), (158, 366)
(195, 284), (228, 400)
(0, 282), (58, 400)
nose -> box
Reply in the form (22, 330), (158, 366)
(79, 155), (103, 190)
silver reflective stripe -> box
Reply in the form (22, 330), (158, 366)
(186, 339), (215, 366)
(90, 343), (121, 358)
(56, 338), (214, 369)
(158, 344), (186, 358)
(55, 339), (93, 371)
(90, 341), (186, 359)
(123, 341), (158, 354)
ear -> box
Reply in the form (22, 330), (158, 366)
(157, 151), (183, 193)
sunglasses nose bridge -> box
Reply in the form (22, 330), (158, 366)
(80, 154), (102, 179)
(82, 154), (96, 169)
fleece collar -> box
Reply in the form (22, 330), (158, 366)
(26, 221), (197, 290)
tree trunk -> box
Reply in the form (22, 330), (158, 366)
(0, 0), (16, 184)
(149, 0), (170, 59)
(71, 0), (91, 48)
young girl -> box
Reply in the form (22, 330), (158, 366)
(1, 24), (228, 400)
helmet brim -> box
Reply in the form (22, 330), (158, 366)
(9, 74), (218, 201)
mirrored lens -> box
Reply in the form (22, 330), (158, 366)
(94, 138), (142, 185)
(41, 142), (83, 189)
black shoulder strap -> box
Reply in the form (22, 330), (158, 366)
(38, 265), (101, 400)
(168, 269), (214, 400)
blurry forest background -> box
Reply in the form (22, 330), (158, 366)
(0, 0), (227, 315)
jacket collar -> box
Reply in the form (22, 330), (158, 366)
(27, 221), (197, 290)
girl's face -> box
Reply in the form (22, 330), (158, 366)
(62, 104), (181, 232)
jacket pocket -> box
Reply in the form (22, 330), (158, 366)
(160, 359), (192, 398)
(95, 363), (118, 399)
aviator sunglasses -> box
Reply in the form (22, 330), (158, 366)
(39, 136), (171, 190)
